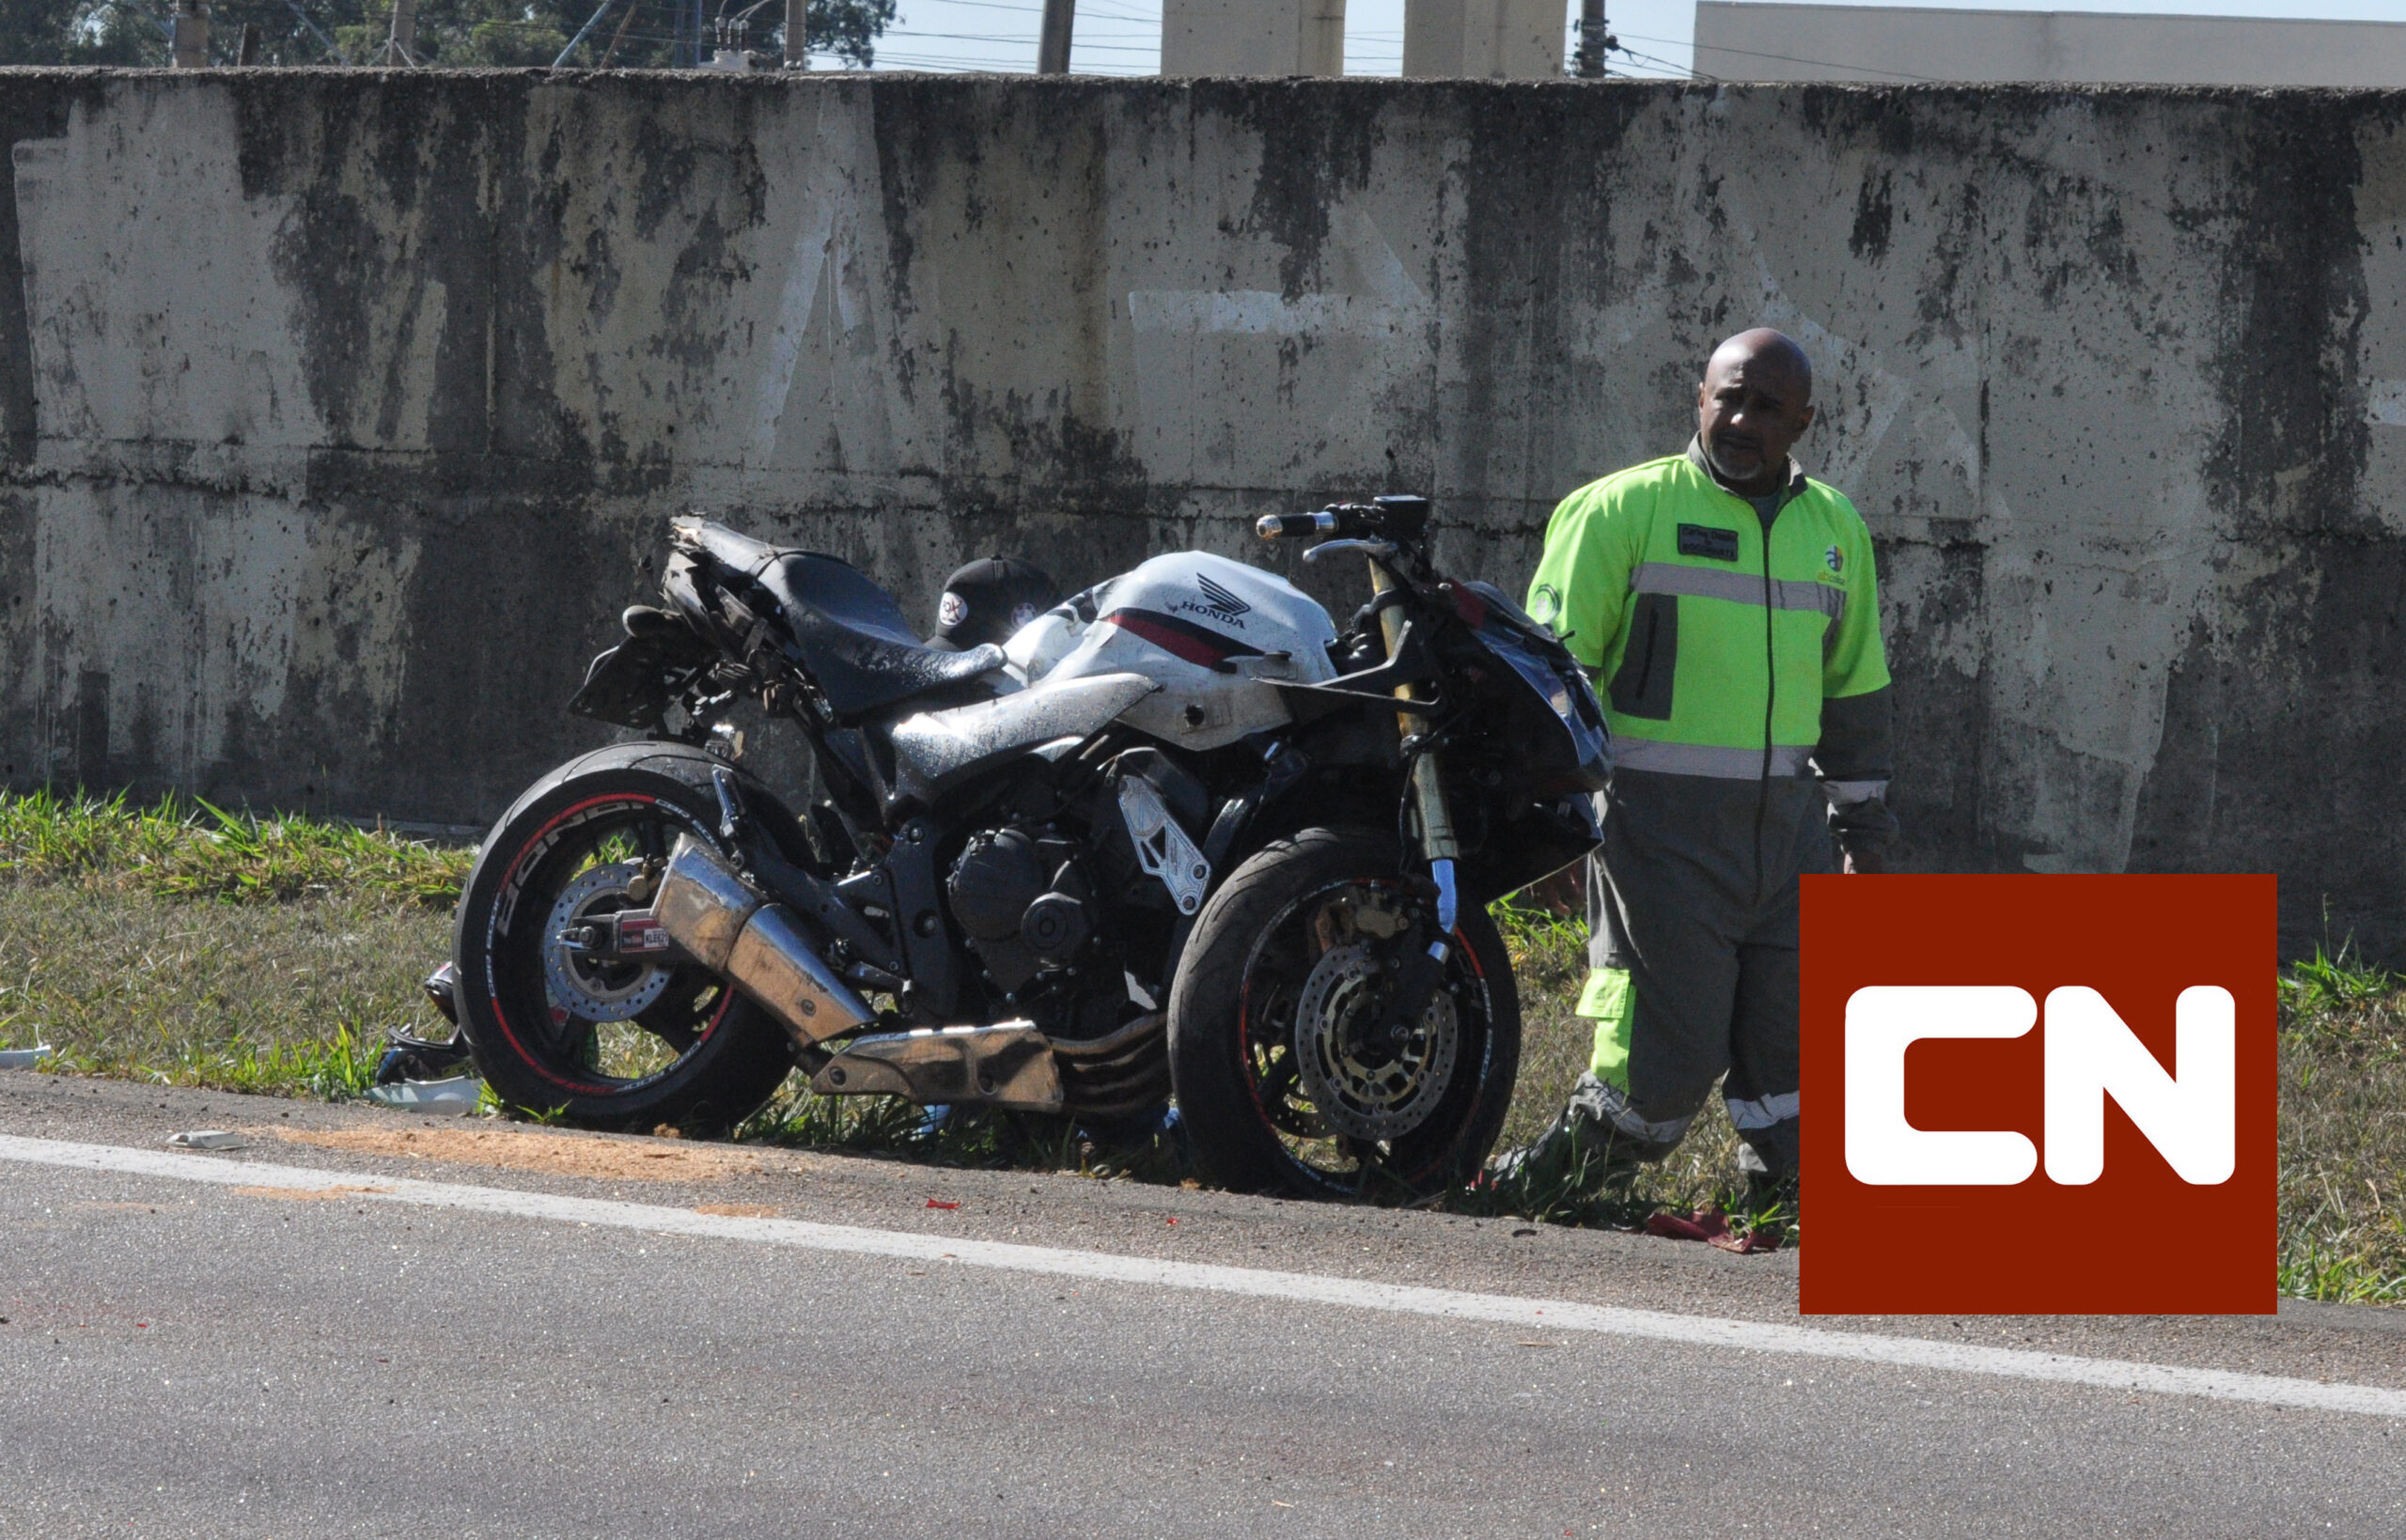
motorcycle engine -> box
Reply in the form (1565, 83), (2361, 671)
(945, 827), (1093, 997)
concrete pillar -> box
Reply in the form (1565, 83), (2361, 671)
(1402, 0), (1565, 78)
(1039, 0), (1074, 73)
(784, 0), (808, 67)
(1161, 0), (1344, 77)
(169, 0), (208, 67)
(383, 0), (417, 65)
(1574, 0), (1608, 76)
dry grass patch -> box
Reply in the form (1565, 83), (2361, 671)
(267, 1122), (802, 1183)
(0, 878), (453, 1097)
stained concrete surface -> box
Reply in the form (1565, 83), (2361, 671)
(3, 73), (2404, 954)
(2, 1075), (2403, 1538)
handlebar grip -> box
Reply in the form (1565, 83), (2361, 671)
(1256, 511), (1338, 540)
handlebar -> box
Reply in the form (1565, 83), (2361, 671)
(1255, 511), (1340, 540)
(1257, 494), (1432, 546)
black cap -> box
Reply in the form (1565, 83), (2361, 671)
(926, 555), (1062, 652)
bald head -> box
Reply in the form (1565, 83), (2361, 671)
(1696, 329), (1817, 496)
(1709, 329), (1812, 400)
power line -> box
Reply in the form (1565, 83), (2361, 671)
(1617, 29), (1932, 84)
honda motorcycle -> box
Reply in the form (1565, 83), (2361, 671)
(441, 496), (1608, 1197)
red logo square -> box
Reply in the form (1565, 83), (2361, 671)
(1801, 874), (2277, 1314)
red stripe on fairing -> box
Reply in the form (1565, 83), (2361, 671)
(484, 791), (732, 1095)
(1101, 610), (1238, 668)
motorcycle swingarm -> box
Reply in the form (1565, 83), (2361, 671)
(553, 908), (684, 965)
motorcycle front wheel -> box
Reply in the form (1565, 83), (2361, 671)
(450, 743), (798, 1135)
(1167, 827), (1521, 1200)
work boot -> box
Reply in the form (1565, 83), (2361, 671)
(1736, 1141), (1799, 1218)
(1486, 1100), (1649, 1210)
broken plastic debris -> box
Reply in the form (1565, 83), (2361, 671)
(1644, 1206), (1784, 1254)
(166, 1130), (245, 1151)
(0, 1045), (53, 1069)
(924, 1199), (961, 1210)
(365, 1076), (482, 1115)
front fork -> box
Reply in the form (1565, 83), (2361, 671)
(1367, 559), (1460, 961)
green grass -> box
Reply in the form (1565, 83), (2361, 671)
(2275, 944), (2406, 1305)
(1, 788), (2398, 1304)
(0, 787), (472, 907)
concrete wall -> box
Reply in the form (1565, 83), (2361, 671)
(1695, 3), (2406, 86)
(1162, 0), (1346, 76)
(4, 71), (2406, 956)
(1402, 0), (1565, 79)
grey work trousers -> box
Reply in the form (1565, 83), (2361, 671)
(1576, 768), (1827, 1176)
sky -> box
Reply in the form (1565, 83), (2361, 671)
(816, 1), (2406, 78)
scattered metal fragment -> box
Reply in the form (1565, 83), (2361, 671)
(365, 1077), (482, 1115)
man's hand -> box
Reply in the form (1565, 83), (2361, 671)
(1841, 844), (1887, 876)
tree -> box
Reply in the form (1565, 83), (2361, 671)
(0, 0), (888, 66)
(800, 0), (891, 65)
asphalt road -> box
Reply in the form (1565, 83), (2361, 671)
(1, 1076), (2400, 1538)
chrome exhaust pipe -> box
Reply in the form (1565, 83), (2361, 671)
(651, 835), (872, 1049)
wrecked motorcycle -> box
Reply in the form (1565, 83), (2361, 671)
(440, 497), (1608, 1197)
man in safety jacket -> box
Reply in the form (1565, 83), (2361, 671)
(1490, 328), (1894, 1204)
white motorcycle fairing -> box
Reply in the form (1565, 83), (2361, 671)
(1015, 552), (1340, 752)
(883, 552), (1339, 803)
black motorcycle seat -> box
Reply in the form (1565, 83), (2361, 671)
(686, 522), (1004, 718)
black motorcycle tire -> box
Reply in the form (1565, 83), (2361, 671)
(1167, 826), (1522, 1200)
(451, 742), (798, 1136)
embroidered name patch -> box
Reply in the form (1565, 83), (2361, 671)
(1677, 524), (1740, 562)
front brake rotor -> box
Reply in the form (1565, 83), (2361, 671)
(1290, 941), (1460, 1143)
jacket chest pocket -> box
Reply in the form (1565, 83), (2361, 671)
(1608, 592), (1679, 721)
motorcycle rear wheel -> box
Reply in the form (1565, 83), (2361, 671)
(1167, 827), (1521, 1200)
(450, 744), (798, 1135)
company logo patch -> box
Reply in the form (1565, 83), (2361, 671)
(1195, 573), (1252, 624)
(936, 591), (969, 630)
(1529, 583), (1563, 625)
(1824, 544), (1844, 576)
(1802, 874), (2275, 1314)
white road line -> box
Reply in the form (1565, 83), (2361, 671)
(6, 1131), (2400, 1421)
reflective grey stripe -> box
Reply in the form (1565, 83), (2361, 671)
(1612, 739), (1815, 779)
(1821, 778), (1889, 807)
(1577, 1074), (1698, 1146)
(1774, 579), (1847, 622)
(1631, 563), (1759, 604)
(1725, 1091), (1800, 1130)
(1631, 564), (1845, 622)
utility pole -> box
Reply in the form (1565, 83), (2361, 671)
(383, 0), (417, 63)
(1575, 0), (1610, 77)
(170, 0), (209, 66)
(784, 0), (807, 67)
(237, 20), (260, 62)
(1038, 0), (1073, 74)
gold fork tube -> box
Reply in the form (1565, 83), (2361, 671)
(1369, 559), (1459, 863)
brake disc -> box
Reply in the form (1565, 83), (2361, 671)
(542, 862), (673, 1025)
(1291, 941), (1460, 1143)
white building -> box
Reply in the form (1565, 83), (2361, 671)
(1157, 0), (1565, 78)
(1694, 3), (2406, 86)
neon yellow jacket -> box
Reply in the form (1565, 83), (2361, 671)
(1526, 446), (1892, 803)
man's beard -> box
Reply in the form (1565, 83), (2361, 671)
(1703, 436), (1760, 486)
